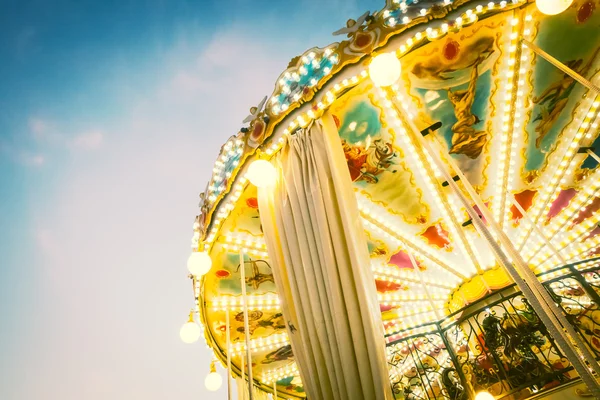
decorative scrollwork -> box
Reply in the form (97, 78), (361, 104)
(547, 274), (600, 356)
(388, 333), (457, 399)
(386, 263), (600, 398)
(388, 290), (576, 399)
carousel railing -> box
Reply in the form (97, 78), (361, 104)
(386, 258), (600, 400)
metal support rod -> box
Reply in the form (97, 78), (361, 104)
(522, 39), (600, 94)
(240, 350), (246, 400)
(521, 148), (599, 262)
(240, 251), (254, 400)
(226, 307), (232, 400)
(408, 251), (442, 320)
(424, 135), (600, 396)
(516, 39), (599, 254)
(436, 320), (474, 398)
(435, 143), (600, 396)
(511, 197), (568, 265)
(388, 96), (600, 396)
(588, 149), (600, 164)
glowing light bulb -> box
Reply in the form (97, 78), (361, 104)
(536, 0), (573, 15)
(205, 372), (223, 391)
(187, 251), (212, 276)
(475, 391), (495, 400)
(368, 53), (401, 87)
(247, 159), (277, 188)
(180, 313), (201, 344)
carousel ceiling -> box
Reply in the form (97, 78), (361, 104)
(187, 0), (600, 397)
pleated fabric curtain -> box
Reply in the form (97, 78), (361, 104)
(257, 114), (393, 400)
(235, 378), (273, 400)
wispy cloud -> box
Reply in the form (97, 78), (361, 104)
(159, 28), (303, 116)
(3, 2), (384, 398)
(16, 26), (299, 399)
(69, 130), (104, 150)
(19, 152), (45, 166)
(28, 117), (64, 144)
(29, 118), (48, 135)
(0, 139), (45, 167)
(169, 71), (208, 95)
(24, 117), (105, 156)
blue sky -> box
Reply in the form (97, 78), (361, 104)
(0, 0), (384, 399)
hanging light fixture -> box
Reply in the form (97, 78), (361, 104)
(247, 159), (277, 188)
(204, 360), (223, 391)
(536, 0), (573, 15)
(179, 311), (201, 344)
(187, 250), (212, 277)
(474, 391), (495, 400)
(369, 52), (401, 87)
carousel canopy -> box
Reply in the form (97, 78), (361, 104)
(185, 0), (600, 398)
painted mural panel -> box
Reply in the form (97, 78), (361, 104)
(400, 16), (505, 188)
(227, 185), (263, 237)
(202, 243), (301, 394)
(210, 309), (287, 351)
(525, 0), (600, 177)
(204, 248), (276, 297)
(330, 82), (430, 224)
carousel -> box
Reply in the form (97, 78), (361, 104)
(180, 0), (600, 398)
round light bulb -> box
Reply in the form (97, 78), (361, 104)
(475, 391), (495, 400)
(187, 251), (212, 276)
(179, 321), (201, 344)
(205, 371), (223, 391)
(536, 0), (573, 15)
(247, 159), (277, 188)
(369, 53), (401, 87)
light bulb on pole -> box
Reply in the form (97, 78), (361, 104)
(475, 391), (495, 400)
(369, 52), (401, 87)
(205, 361), (223, 391)
(536, 0), (573, 15)
(247, 159), (277, 188)
(187, 251), (212, 277)
(179, 311), (201, 344)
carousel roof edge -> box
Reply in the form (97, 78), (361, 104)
(193, 0), (534, 248)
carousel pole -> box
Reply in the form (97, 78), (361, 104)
(408, 251), (453, 395)
(585, 148), (600, 164)
(423, 133), (600, 396)
(522, 39), (600, 94)
(273, 381), (277, 399)
(226, 307), (232, 400)
(239, 251), (254, 400)
(514, 41), (600, 255)
(407, 251), (441, 320)
(510, 196), (600, 384)
(390, 98), (600, 396)
(240, 349), (246, 400)
(511, 197), (567, 264)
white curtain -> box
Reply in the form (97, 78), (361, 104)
(258, 114), (393, 400)
(235, 378), (273, 400)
